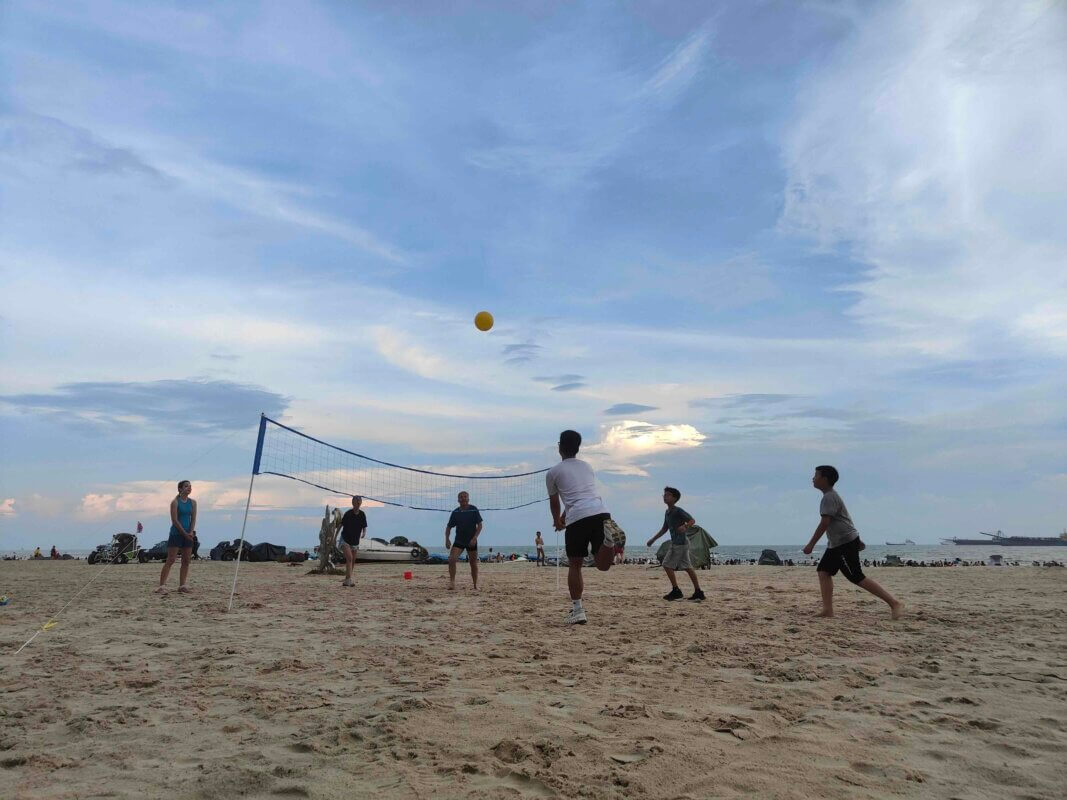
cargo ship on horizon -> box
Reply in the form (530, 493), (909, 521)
(941, 530), (1067, 546)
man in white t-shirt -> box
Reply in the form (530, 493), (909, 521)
(546, 429), (610, 625)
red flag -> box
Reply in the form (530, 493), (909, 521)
(137, 521), (143, 533)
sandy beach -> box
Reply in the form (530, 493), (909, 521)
(1, 560), (1065, 800)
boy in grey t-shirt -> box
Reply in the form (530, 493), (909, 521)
(646, 487), (705, 602)
(803, 466), (902, 619)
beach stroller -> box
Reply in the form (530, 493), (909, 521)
(87, 532), (139, 564)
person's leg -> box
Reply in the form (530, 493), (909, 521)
(157, 547), (178, 591)
(178, 548), (192, 590)
(857, 577), (903, 618)
(469, 550), (479, 590)
(838, 541), (902, 618)
(817, 570), (834, 616)
(664, 566), (680, 589)
(685, 567), (702, 592)
(448, 547), (461, 589)
(342, 543), (355, 586)
(568, 560), (583, 601)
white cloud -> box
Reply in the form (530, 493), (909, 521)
(585, 420), (707, 476)
(73, 477), (397, 521)
(781, 0), (1067, 357)
(0, 498), (15, 515)
(371, 325), (450, 381)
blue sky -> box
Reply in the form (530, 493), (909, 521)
(2, 0), (1065, 551)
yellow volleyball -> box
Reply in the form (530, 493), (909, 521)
(474, 311), (494, 332)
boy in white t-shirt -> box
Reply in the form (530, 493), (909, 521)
(546, 429), (610, 626)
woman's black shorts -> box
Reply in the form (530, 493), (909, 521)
(817, 538), (865, 585)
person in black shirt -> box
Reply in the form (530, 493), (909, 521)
(445, 491), (482, 591)
(340, 495), (367, 588)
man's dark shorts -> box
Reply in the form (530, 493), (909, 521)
(565, 513), (610, 559)
(817, 538), (865, 584)
(451, 539), (477, 554)
(341, 532), (361, 548)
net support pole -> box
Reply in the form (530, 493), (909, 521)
(226, 472), (256, 612)
(556, 530), (561, 592)
(227, 414), (266, 612)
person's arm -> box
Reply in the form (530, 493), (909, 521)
(170, 498), (186, 536)
(445, 514), (454, 548)
(359, 512), (367, 542)
(803, 516), (831, 554)
(549, 494), (565, 531)
(646, 522), (669, 548)
(471, 520), (483, 546)
(187, 499), (197, 541)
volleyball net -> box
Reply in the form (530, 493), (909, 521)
(252, 415), (550, 512)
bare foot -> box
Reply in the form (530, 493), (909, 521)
(154, 586), (167, 594)
(815, 609), (833, 618)
(890, 602), (903, 620)
(178, 585), (191, 594)
(447, 583), (455, 591)
(472, 585), (479, 592)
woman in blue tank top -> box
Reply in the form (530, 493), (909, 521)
(156, 480), (197, 594)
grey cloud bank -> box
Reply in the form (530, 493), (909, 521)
(1, 379), (288, 433)
(603, 403), (659, 415)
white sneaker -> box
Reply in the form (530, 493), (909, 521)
(565, 608), (587, 625)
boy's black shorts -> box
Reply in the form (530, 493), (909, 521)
(565, 513), (610, 558)
(817, 538), (865, 584)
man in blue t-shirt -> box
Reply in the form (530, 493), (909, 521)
(445, 491), (483, 591)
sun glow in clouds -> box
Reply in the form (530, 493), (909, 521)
(589, 420), (707, 476)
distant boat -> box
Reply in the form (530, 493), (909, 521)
(885, 539), (915, 546)
(941, 530), (1067, 547)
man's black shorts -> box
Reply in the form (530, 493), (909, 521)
(565, 513), (610, 558)
(817, 537), (865, 584)
(451, 540), (477, 553)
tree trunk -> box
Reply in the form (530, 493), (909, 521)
(308, 505), (344, 575)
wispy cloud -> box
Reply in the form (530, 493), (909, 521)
(642, 27), (712, 98)
(1, 380), (286, 433)
(466, 21), (713, 187)
(691, 393), (798, 409)
(551, 382), (586, 392)
(781, 0), (1067, 357)
(533, 374), (584, 384)
(0, 498), (15, 516)
(502, 343), (541, 364)
(603, 403), (659, 415)
(1, 114), (170, 184)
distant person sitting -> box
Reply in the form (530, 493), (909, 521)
(50, 545), (59, 559)
(33, 546), (42, 559)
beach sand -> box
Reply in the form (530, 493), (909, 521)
(1, 560), (1065, 800)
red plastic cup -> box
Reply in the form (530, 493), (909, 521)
(403, 571), (413, 580)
